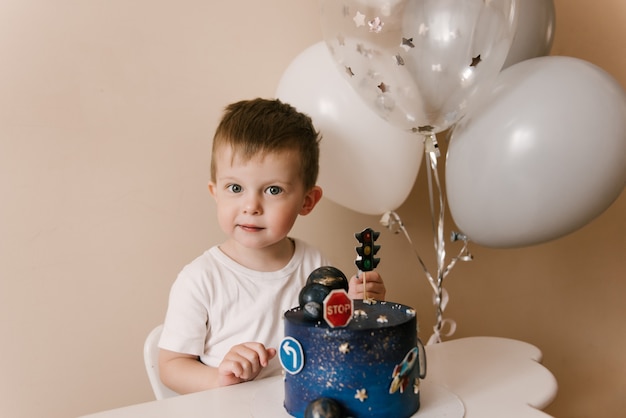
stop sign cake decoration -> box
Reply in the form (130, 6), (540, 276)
(323, 288), (353, 328)
(281, 229), (426, 418)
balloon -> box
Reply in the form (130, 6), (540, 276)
(502, 0), (555, 69)
(320, 0), (517, 134)
(276, 42), (423, 215)
(446, 56), (626, 248)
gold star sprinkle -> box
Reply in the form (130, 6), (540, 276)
(355, 388), (368, 402)
(354, 309), (368, 318)
(339, 342), (350, 354)
(377, 315), (388, 324)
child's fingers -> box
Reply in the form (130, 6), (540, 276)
(349, 272), (386, 300)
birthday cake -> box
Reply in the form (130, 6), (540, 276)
(279, 267), (425, 418)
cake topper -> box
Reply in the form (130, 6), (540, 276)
(355, 227), (380, 303)
(299, 266), (349, 322)
(303, 397), (345, 418)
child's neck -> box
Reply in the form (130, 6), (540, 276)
(219, 237), (295, 272)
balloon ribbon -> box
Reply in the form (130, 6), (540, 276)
(380, 133), (472, 344)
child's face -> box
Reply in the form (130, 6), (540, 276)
(208, 145), (319, 251)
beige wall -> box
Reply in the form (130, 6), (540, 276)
(0, 0), (623, 417)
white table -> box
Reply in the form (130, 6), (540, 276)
(81, 337), (558, 418)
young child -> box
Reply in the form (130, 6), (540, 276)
(158, 98), (385, 394)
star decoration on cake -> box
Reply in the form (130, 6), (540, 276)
(414, 378), (420, 394)
(355, 388), (368, 402)
(470, 54), (482, 67)
(377, 315), (388, 324)
(339, 342), (351, 354)
(354, 309), (368, 318)
(353, 11), (366, 27)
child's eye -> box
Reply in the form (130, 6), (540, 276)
(266, 186), (283, 195)
(227, 184), (243, 193)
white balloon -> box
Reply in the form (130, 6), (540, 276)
(446, 56), (626, 248)
(276, 42), (423, 215)
(502, 0), (556, 69)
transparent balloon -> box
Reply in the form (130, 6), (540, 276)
(320, 0), (518, 134)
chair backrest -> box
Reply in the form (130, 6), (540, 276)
(143, 324), (179, 400)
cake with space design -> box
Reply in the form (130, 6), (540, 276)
(279, 229), (426, 418)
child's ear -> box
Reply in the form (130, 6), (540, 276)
(208, 182), (217, 199)
(300, 186), (323, 215)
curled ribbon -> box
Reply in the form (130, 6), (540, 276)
(380, 134), (473, 345)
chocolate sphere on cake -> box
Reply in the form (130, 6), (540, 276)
(298, 283), (331, 321)
(305, 266), (349, 291)
(298, 266), (349, 321)
(304, 397), (345, 418)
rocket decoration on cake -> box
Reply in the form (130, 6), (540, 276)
(389, 341), (427, 395)
(389, 347), (419, 394)
(355, 227), (380, 304)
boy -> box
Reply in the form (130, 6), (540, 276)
(158, 98), (385, 394)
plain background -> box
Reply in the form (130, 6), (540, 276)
(0, 1), (624, 417)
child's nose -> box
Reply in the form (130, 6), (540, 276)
(243, 194), (262, 214)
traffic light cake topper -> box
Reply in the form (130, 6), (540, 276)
(355, 227), (381, 304)
(355, 227), (380, 271)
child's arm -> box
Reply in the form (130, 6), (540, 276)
(158, 342), (277, 394)
(348, 271), (386, 300)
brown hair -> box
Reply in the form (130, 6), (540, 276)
(210, 98), (321, 191)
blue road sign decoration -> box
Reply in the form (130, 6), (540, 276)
(279, 337), (304, 375)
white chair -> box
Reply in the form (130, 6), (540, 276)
(143, 324), (179, 400)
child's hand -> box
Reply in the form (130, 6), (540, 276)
(217, 342), (277, 387)
(348, 271), (386, 301)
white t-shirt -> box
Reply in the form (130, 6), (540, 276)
(159, 238), (330, 379)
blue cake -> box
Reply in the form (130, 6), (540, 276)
(281, 299), (424, 418)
